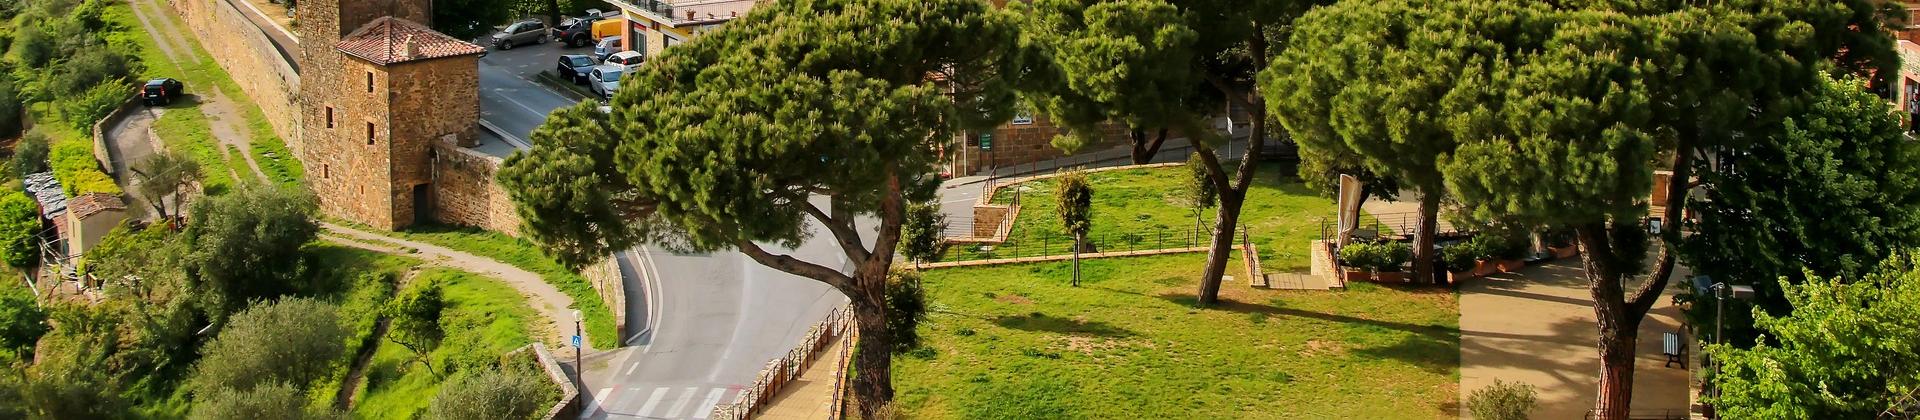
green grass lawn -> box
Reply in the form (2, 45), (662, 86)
(352, 267), (543, 419)
(382, 224), (619, 347)
(148, 99), (240, 193)
(896, 254), (1460, 419)
(969, 162), (1341, 272)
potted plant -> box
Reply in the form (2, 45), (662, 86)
(1338, 242), (1380, 282)
(1545, 228), (1579, 259)
(1488, 234), (1529, 272)
(1372, 241), (1413, 282)
(1442, 242), (1481, 283)
(1464, 235), (1500, 277)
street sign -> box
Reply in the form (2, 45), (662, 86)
(571, 335), (582, 348)
(978, 133), (993, 150)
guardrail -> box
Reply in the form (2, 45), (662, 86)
(707, 305), (854, 420)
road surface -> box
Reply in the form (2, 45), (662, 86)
(478, 44), (586, 141)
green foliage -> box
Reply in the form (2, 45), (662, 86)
(1019, 0), (1196, 154)
(151, 102), (239, 195)
(886, 269), (928, 354)
(58, 82), (130, 131)
(13, 306), (135, 419)
(1183, 153), (1216, 210)
(46, 130), (120, 196)
(0, 191), (41, 267)
(432, 0), (514, 40)
(1054, 170), (1092, 239)
(1681, 75), (1920, 346)
(189, 381), (340, 420)
(422, 360), (559, 420)
(0, 283), (47, 354)
(189, 297), (347, 394)
(1466, 380), (1537, 420)
(1708, 256), (1920, 419)
(353, 268), (541, 418)
(11, 132), (49, 177)
(133, 150), (204, 220)
(0, 71), (23, 139)
(183, 185), (319, 315)
(387, 277), (447, 375)
(1339, 241), (1410, 272)
(1468, 233), (1528, 262)
(1439, 242), (1479, 273)
(375, 225), (615, 346)
(900, 201), (947, 266)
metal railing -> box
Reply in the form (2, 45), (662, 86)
(707, 305), (853, 420)
(939, 223), (1240, 263)
(1318, 212), (1467, 243)
(1583, 409), (1690, 420)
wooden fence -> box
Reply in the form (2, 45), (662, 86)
(707, 305), (855, 420)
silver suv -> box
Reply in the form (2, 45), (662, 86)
(491, 20), (548, 50)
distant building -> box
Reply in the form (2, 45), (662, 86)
(21, 172), (127, 269)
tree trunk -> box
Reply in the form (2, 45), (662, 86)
(544, 0), (563, 27)
(1195, 190), (1245, 305)
(1577, 222), (1642, 420)
(849, 288), (894, 420)
(1129, 128), (1170, 164)
(1412, 190), (1441, 285)
(1071, 232), (1082, 287)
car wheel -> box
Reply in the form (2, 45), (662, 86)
(537, 36), (548, 44)
(501, 41), (513, 50)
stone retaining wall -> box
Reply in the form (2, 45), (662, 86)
(430, 137), (523, 237)
(513, 343), (582, 420)
(582, 257), (627, 341)
(164, 0), (302, 155)
(91, 95), (143, 178)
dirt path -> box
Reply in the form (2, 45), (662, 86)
(126, 0), (188, 66)
(322, 224), (591, 351)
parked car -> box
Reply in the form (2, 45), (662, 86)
(141, 78), (184, 106)
(490, 20), (548, 50)
(588, 65), (624, 99)
(551, 18), (596, 47)
(606, 50), (645, 72)
(594, 36), (623, 61)
(556, 54), (597, 84)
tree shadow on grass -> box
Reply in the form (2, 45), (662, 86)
(992, 312), (1135, 338)
(1158, 292), (1461, 374)
(1156, 293), (1455, 340)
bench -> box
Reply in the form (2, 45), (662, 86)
(1662, 332), (1687, 369)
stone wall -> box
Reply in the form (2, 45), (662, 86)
(388, 56), (481, 227)
(949, 115), (1131, 176)
(306, 56), (398, 229)
(431, 137), (523, 236)
(90, 95), (142, 178)
(582, 257), (627, 340)
(164, 0), (301, 154)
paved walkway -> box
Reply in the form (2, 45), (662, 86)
(755, 335), (849, 420)
(321, 224), (590, 350)
(1459, 259), (1691, 419)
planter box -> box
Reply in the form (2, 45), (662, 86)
(1550, 245), (1579, 259)
(1495, 258), (1526, 273)
(1471, 260), (1499, 277)
(1373, 271), (1408, 283)
(1449, 271), (1475, 284)
(1343, 269), (1370, 282)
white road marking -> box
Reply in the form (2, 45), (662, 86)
(624, 361), (640, 376)
(586, 388), (613, 416)
(664, 387), (699, 418)
(691, 388), (727, 419)
(635, 387), (670, 417)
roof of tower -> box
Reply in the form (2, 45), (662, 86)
(336, 16), (485, 65)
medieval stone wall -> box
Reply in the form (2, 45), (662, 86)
(431, 138), (522, 236)
(950, 115), (1130, 176)
(164, 0), (301, 154)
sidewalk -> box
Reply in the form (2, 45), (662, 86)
(936, 136), (1253, 233)
(754, 334), (850, 420)
(1459, 259), (1691, 419)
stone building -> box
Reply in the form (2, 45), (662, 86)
(297, 0), (484, 230)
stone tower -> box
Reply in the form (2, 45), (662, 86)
(297, 0), (483, 230)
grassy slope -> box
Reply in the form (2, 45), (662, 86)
(981, 163), (1348, 271)
(377, 225), (618, 346)
(896, 254), (1460, 419)
(304, 244), (423, 409)
(352, 267), (542, 419)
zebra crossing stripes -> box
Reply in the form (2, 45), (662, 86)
(585, 386), (740, 419)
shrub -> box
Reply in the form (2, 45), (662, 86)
(0, 71), (22, 138)
(424, 362), (560, 420)
(47, 134), (120, 196)
(1339, 241), (1382, 270)
(190, 298), (347, 393)
(1467, 380), (1537, 420)
(59, 83), (131, 131)
(887, 268), (928, 354)
(1374, 241), (1411, 272)
(0, 192), (40, 268)
(0, 284), (49, 353)
(12, 132), (50, 177)
(188, 381), (338, 420)
(1470, 233), (1528, 261)
(1440, 242), (1479, 273)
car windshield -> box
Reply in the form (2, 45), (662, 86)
(599, 38), (620, 48)
(601, 70), (623, 82)
(568, 57), (593, 67)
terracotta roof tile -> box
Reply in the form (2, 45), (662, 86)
(67, 192), (126, 220)
(336, 17), (485, 65)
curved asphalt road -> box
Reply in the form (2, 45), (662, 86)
(474, 45), (850, 420)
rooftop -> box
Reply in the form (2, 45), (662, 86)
(608, 0), (763, 28)
(23, 172), (65, 218)
(68, 192), (127, 220)
(336, 17), (486, 66)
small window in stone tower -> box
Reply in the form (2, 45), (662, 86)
(367, 122), (375, 145)
(366, 72), (375, 92)
(325, 106), (334, 128)
(322, 164), (328, 179)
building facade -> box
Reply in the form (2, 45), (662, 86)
(298, 0), (484, 230)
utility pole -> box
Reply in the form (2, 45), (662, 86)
(572, 309), (583, 386)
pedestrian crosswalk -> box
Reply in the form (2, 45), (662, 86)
(583, 385), (741, 420)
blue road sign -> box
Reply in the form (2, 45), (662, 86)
(571, 335), (582, 348)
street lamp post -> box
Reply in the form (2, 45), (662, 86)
(573, 309), (583, 386)
(1709, 282), (1755, 374)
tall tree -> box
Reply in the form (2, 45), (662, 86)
(386, 278), (446, 376)
(1020, 0), (1196, 164)
(1056, 170), (1091, 286)
(432, 0), (515, 40)
(1181, 151), (1216, 243)
(494, 0), (1031, 415)
(1708, 255), (1920, 419)
(899, 201), (947, 270)
(1681, 74), (1920, 346)
(189, 298), (347, 394)
(0, 192), (41, 268)
(1265, 1), (1899, 417)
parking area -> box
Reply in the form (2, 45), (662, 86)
(476, 39), (595, 143)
